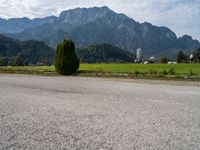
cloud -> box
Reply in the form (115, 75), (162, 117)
(0, 0), (199, 40)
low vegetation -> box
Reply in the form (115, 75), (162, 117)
(1, 64), (200, 80)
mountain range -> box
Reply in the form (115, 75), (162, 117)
(1, 6), (200, 58)
(0, 35), (54, 65)
(77, 43), (133, 63)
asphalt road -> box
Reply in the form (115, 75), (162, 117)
(0, 75), (200, 150)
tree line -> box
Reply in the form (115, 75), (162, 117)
(160, 48), (200, 64)
(0, 35), (54, 66)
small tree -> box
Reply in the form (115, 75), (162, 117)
(0, 57), (8, 66)
(55, 40), (79, 75)
(177, 51), (189, 63)
(160, 57), (168, 64)
(193, 48), (200, 63)
(12, 55), (23, 66)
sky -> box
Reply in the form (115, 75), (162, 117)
(0, 0), (200, 41)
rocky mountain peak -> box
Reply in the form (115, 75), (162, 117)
(0, 6), (199, 57)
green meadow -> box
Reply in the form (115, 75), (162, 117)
(80, 64), (200, 75)
(0, 64), (200, 79)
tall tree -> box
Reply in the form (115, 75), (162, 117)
(55, 40), (79, 75)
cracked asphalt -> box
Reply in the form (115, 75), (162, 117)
(0, 75), (200, 150)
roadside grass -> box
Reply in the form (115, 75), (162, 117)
(0, 66), (56, 75)
(0, 64), (200, 80)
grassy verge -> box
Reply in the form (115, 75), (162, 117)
(0, 66), (57, 76)
(0, 64), (200, 81)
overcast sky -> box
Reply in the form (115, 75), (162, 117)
(0, 0), (199, 40)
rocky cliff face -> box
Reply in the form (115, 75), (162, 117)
(1, 6), (199, 57)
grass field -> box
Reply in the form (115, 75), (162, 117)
(0, 64), (200, 80)
(80, 64), (200, 74)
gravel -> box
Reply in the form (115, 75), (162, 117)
(0, 75), (200, 150)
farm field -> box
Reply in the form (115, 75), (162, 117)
(1, 64), (200, 74)
(80, 64), (200, 74)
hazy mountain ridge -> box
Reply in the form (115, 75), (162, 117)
(0, 16), (57, 33)
(1, 6), (199, 57)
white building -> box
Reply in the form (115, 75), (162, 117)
(135, 48), (142, 63)
(136, 48), (142, 60)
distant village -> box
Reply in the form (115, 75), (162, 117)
(134, 48), (197, 64)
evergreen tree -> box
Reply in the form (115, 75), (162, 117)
(177, 51), (189, 63)
(193, 48), (200, 63)
(160, 57), (168, 64)
(55, 40), (79, 75)
(0, 57), (8, 66)
(12, 55), (23, 66)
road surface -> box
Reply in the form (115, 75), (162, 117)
(0, 75), (200, 150)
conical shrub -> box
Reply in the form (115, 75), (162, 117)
(55, 40), (79, 75)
